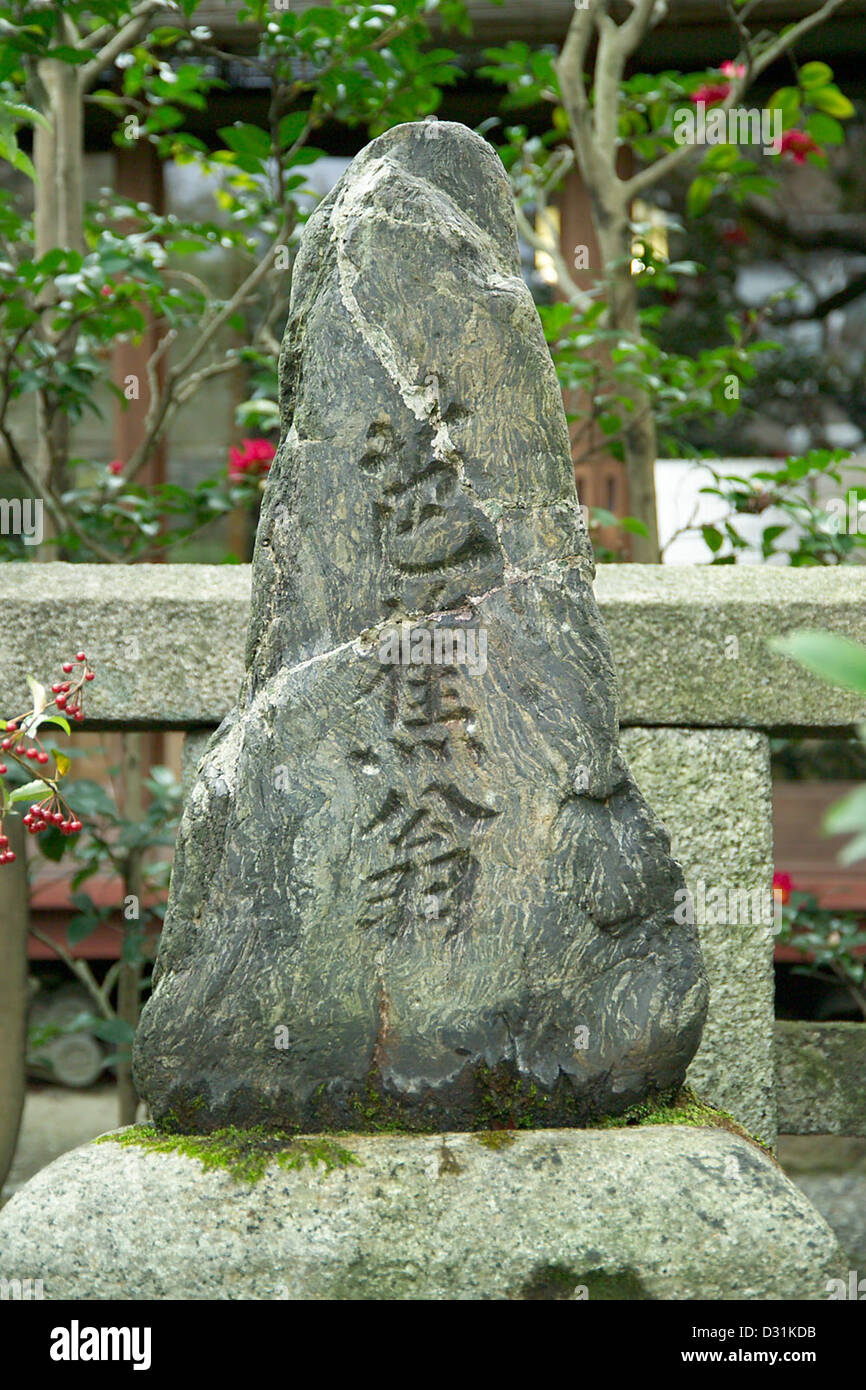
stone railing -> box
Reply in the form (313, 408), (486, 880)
(3, 562), (866, 1146)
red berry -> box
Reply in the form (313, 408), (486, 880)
(52, 683), (63, 694)
(74, 710), (84, 722)
(6, 721), (16, 732)
(0, 765), (6, 776)
(5, 850), (14, 862)
(0, 835), (7, 849)
(85, 671), (95, 681)
(70, 820), (82, 833)
(36, 751), (49, 765)
(25, 747), (37, 759)
(62, 683), (71, 692)
(76, 652), (86, 662)
(22, 815), (31, 827)
(62, 663), (73, 673)
(1, 740), (10, 752)
(56, 695), (67, 708)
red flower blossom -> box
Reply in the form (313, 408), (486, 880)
(721, 223), (749, 246)
(779, 129), (822, 164)
(773, 871), (794, 905)
(690, 62), (746, 106)
(690, 83), (731, 106)
(108, 460), (124, 475)
(228, 438), (276, 478)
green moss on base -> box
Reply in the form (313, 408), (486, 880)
(475, 1129), (517, 1151)
(97, 1125), (361, 1184)
(599, 1086), (774, 1157)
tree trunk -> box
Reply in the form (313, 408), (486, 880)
(0, 815), (30, 1194)
(594, 209), (662, 563)
(32, 27), (84, 555)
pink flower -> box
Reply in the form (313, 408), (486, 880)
(690, 83), (731, 106)
(228, 438), (276, 478)
(779, 129), (822, 164)
(100, 285), (113, 298)
(108, 460), (124, 475)
(773, 871), (794, 905)
(720, 61), (746, 79)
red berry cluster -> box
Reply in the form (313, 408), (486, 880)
(23, 799), (82, 837)
(52, 650), (94, 722)
(0, 648), (94, 866)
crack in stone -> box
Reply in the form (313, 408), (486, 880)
(278, 557), (589, 680)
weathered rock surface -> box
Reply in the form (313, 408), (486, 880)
(0, 1127), (846, 1300)
(133, 121), (707, 1131)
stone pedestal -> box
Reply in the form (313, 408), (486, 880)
(0, 1125), (844, 1301)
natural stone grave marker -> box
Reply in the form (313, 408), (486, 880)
(133, 121), (708, 1132)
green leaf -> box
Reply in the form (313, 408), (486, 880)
(9, 780), (48, 804)
(808, 86), (854, 119)
(278, 111), (310, 148)
(89, 1018), (135, 1046)
(686, 174), (713, 218)
(824, 785), (866, 835)
(768, 87), (801, 124)
(701, 524), (724, 553)
(838, 833), (866, 866)
(39, 714), (71, 736)
(770, 631), (866, 693)
(67, 913), (100, 946)
(218, 122), (271, 162)
(0, 100), (50, 132)
(799, 62), (833, 90)
(63, 779), (117, 821)
(806, 112), (845, 145)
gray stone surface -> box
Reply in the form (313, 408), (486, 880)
(596, 564), (866, 730)
(0, 1126), (845, 1300)
(793, 1174), (866, 1267)
(622, 729), (776, 1145)
(775, 1021), (866, 1136)
(182, 727), (779, 1142)
(134, 121), (707, 1132)
(1, 563), (864, 729)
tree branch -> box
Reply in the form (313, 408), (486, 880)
(80, 0), (178, 92)
(623, 0), (851, 200)
(125, 230), (285, 484)
(28, 927), (114, 1018)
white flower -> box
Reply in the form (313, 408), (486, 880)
(190, 25), (212, 41)
(115, 53), (135, 70)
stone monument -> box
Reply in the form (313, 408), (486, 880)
(132, 120), (708, 1133)
(0, 124), (847, 1302)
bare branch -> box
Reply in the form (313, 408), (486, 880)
(29, 928), (114, 1018)
(125, 231), (286, 483)
(514, 203), (594, 311)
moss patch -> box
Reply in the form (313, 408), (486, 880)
(599, 1086), (774, 1157)
(97, 1125), (361, 1184)
(474, 1129), (517, 1151)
